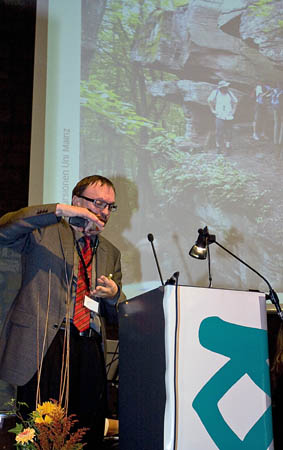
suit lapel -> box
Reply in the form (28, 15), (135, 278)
(57, 220), (74, 285)
(96, 237), (107, 279)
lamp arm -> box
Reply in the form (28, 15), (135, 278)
(214, 240), (283, 320)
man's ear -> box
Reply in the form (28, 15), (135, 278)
(72, 195), (81, 206)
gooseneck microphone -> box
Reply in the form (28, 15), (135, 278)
(166, 271), (180, 285)
(147, 233), (165, 286)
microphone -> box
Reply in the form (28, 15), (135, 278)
(165, 271), (180, 285)
(147, 233), (165, 286)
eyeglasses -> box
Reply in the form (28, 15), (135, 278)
(78, 195), (118, 212)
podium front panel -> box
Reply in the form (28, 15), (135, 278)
(163, 285), (273, 450)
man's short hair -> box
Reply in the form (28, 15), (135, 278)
(72, 175), (116, 199)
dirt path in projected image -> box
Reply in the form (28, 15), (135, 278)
(184, 123), (283, 285)
(178, 121), (283, 240)
(208, 123), (283, 240)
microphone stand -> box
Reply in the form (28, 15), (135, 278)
(147, 233), (165, 286)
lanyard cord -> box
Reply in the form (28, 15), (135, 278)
(75, 236), (99, 292)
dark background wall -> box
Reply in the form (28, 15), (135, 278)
(0, 3), (36, 447)
(0, 0), (36, 217)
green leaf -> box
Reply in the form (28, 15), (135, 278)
(8, 422), (24, 434)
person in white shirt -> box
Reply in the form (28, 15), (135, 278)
(208, 80), (238, 150)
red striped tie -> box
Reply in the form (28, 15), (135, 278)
(73, 237), (92, 332)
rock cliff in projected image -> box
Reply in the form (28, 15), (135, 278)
(130, 0), (283, 146)
(131, 0), (283, 83)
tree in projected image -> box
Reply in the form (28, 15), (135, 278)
(80, 0), (186, 223)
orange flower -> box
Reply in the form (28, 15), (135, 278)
(15, 427), (36, 444)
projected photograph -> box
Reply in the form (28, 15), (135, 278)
(79, 0), (283, 293)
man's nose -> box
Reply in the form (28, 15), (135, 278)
(103, 204), (112, 213)
(100, 205), (111, 218)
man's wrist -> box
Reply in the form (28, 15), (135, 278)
(55, 203), (64, 217)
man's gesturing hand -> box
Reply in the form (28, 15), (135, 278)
(91, 275), (118, 299)
(56, 204), (105, 232)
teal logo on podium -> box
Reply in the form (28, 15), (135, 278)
(192, 317), (273, 449)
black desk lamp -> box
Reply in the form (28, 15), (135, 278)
(189, 226), (283, 321)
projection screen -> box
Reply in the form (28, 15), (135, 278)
(29, 0), (283, 301)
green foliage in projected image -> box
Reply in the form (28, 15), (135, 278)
(81, 78), (159, 136)
(249, 0), (273, 16)
(248, 0), (283, 28)
(148, 137), (269, 213)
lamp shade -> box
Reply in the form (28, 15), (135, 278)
(189, 244), (207, 259)
(189, 227), (214, 259)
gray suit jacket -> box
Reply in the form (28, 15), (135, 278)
(0, 204), (124, 386)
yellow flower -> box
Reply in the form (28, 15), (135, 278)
(34, 414), (53, 424)
(36, 401), (58, 415)
(16, 427), (36, 444)
(33, 400), (64, 424)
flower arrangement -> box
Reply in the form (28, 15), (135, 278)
(8, 399), (88, 449)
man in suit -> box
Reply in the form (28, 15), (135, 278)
(0, 174), (125, 447)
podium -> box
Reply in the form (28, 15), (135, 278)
(119, 285), (273, 450)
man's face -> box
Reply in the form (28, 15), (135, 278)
(73, 182), (116, 234)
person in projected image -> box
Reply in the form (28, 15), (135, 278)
(251, 82), (272, 141)
(208, 80), (238, 151)
(270, 82), (283, 147)
(0, 174), (125, 448)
